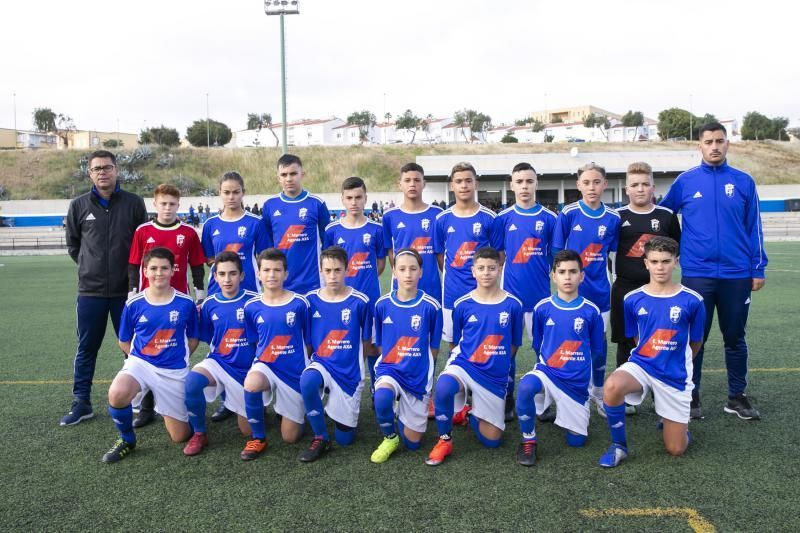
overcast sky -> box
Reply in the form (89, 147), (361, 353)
(2, 0), (797, 134)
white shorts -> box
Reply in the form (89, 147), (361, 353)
(119, 357), (188, 422)
(601, 310), (610, 333)
(442, 307), (454, 343)
(193, 358), (246, 418)
(442, 361), (505, 431)
(374, 375), (429, 434)
(305, 362), (363, 428)
(249, 362), (306, 425)
(523, 311), (533, 342)
(527, 369), (590, 436)
(618, 361), (692, 424)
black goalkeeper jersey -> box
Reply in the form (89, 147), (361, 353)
(612, 204), (681, 283)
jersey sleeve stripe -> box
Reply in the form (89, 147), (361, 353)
(533, 296), (551, 310)
(623, 287), (646, 301)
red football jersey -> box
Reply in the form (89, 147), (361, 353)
(129, 221), (205, 293)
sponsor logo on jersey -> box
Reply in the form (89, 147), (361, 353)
(535, 220), (545, 232)
(138, 315), (148, 323)
(346, 252), (370, 277)
(411, 314), (421, 331)
(176, 234), (185, 247)
(573, 317), (584, 334)
(421, 218), (430, 232)
(638, 328), (678, 358)
(258, 335), (293, 363)
(669, 305), (681, 323)
(650, 219), (660, 231)
(622, 220), (632, 227)
(396, 222), (406, 229)
(382, 336), (420, 364)
(472, 222), (482, 236)
(316, 330), (349, 357)
(410, 236), (432, 253)
(499, 311), (509, 328)
(637, 307), (648, 315)
(169, 310), (180, 324)
(546, 340), (582, 369)
(626, 234), (655, 258)
(468, 334), (504, 363)
(451, 241), (478, 267)
(146, 237), (156, 244)
(598, 225), (607, 238)
(286, 311), (296, 326)
(579, 243), (603, 267)
(692, 191), (703, 199)
(224, 242), (244, 254)
(237, 226), (247, 238)
(140, 329), (177, 356)
(508, 224), (518, 232)
(217, 328), (245, 355)
(383, 316), (393, 324)
(362, 233), (371, 246)
(467, 315), (479, 323)
(236, 308), (245, 322)
(341, 308), (351, 325)
(277, 224), (306, 250)
(573, 224), (583, 231)
(725, 183), (735, 198)
(512, 237), (541, 264)
(298, 207), (308, 221)
(86, 213), (96, 221)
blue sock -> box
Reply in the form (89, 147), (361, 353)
(566, 431), (587, 447)
(366, 355), (379, 388)
(592, 338), (607, 388)
(397, 419), (421, 450)
(434, 374), (459, 438)
(334, 422), (356, 446)
(108, 405), (136, 444)
(516, 374), (542, 441)
(244, 390), (266, 440)
(468, 413), (501, 448)
(506, 357), (517, 398)
(373, 388), (396, 438)
(300, 369), (328, 440)
(184, 371), (210, 434)
(604, 402), (627, 447)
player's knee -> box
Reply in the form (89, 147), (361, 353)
(108, 384), (132, 408)
(281, 422), (303, 444)
(435, 374), (459, 403)
(334, 422), (356, 446)
(665, 439), (688, 456)
(169, 423), (192, 443)
(517, 374), (542, 400)
(243, 372), (264, 393)
(300, 369), (323, 395)
(565, 431), (587, 448)
(401, 433), (422, 450)
(603, 373), (625, 402)
(373, 387), (394, 416)
(185, 371), (209, 396)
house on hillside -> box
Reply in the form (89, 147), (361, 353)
(234, 117), (345, 147)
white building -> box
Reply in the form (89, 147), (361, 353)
(234, 118), (346, 147)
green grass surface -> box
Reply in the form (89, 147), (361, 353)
(1, 246), (799, 531)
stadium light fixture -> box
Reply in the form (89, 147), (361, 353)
(265, 0), (300, 154)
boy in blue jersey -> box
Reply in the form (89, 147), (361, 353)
(553, 162), (620, 417)
(183, 251), (260, 456)
(261, 154), (331, 294)
(324, 176), (386, 388)
(102, 247), (199, 463)
(299, 246), (373, 462)
(497, 162), (557, 421)
(426, 247), (523, 466)
(515, 250), (604, 466)
(239, 248), (311, 461)
(371, 248), (443, 463)
(598, 237), (705, 467)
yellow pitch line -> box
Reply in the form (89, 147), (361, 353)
(0, 379), (113, 385)
(580, 507), (716, 533)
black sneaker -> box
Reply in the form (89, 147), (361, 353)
(690, 392), (703, 420)
(298, 437), (331, 462)
(516, 441), (537, 467)
(60, 400), (94, 426)
(724, 394), (761, 420)
(211, 404), (233, 422)
(102, 438), (136, 463)
(537, 405), (556, 423)
(505, 395), (516, 422)
(133, 408), (157, 428)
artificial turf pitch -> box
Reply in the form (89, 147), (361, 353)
(1, 244), (799, 531)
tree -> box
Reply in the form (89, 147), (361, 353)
(346, 110), (377, 143)
(33, 108), (57, 132)
(514, 116), (533, 126)
(103, 139), (123, 148)
(741, 111), (790, 141)
(186, 119), (232, 147)
(395, 109), (422, 144)
(453, 108), (491, 143)
(584, 113), (610, 129)
(247, 112), (278, 146)
(500, 133), (518, 143)
(139, 125), (181, 147)
(621, 110), (644, 127)
(530, 119), (545, 132)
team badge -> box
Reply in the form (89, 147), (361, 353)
(472, 222), (482, 236)
(725, 183), (735, 198)
(669, 306), (681, 324)
(535, 220), (544, 232)
(411, 314), (421, 332)
(341, 308), (351, 325)
(169, 310), (180, 324)
(421, 218), (430, 232)
(597, 225), (607, 238)
(236, 308), (245, 322)
(298, 207), (308, 221)
(237, 226), (247, 238)
(651, 219), (660, 231)
(573, 317), (584, 334)
(362, 233), (371, 246)
(176, 234), (185, 247)
(499, 311), (509, 328)
(286, 311), (296, 327)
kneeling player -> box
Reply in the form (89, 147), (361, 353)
(515, 250), (604, 466)
(426, 247), (522, 466)
(240, 249), (311, 460)
(371, 248), (443, 463)
(183, 251), (260, 456)
(299, 246), (373, 462)
(598, 237), (705, 467)
(102, 247), (199, 463)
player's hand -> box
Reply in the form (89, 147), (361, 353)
(127, 288), (138, 300)
(751, 278), (765, 292)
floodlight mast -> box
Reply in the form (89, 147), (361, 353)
(265, 0), (300, 155)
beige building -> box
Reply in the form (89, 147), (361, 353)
(59, 130), (139, 149)
(0, 128), (59, 149)
(529, 105), (621, 125)
(0, 128), (16, 149)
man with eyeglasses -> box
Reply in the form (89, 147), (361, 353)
(61, 150), (148, 426)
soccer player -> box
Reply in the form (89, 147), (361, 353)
(426, 247), (523, 466)
(497, 162), (557, 420)
(239, 248), (310, 461)
(661, 122), (767, 420)
(182, 251), (260, 456)
(553, 162), (620, 416)
(324, 176), (386, 386)
(262, 154), (331, 294)
(598, 236), (705, 467)
(102, 247), (199, 463)
(515, 250), (604, 466)
(299, 246), (373, 462)
(371, 248), (443, 463)
(612, 162), (681, 414)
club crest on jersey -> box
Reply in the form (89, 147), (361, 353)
(362, 233), (371, 246)
(573, 317), (584, 334)
(298, 207), (308, 221)
(286, 311), (296, 327)
(341, 308), (351, 325)
(472, 222), (482, 236)
(421, 218), (430, 232)
(236, 308), (245, 322)
(499, 311), (509, 328)
(725, 183), (735, 198)
(669, 306), (681, 324)
(176, 234), (185, 247)
(411, 314), (421, 332)
(237, 226), (247, 238)
(651, 219), (660, 231)
(597, 225), (607, 238)
(169, 310), (180, 324)
(535, 220), (544, 232)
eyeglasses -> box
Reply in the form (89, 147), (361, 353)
(89, 165), (115, 174)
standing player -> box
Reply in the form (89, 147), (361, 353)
(497, 162), (557, 420)
(371, 248), (443, 463)
(426, 247), (523, 466)
(598, 237), (705, 467)
(102, 247), (199, 463)
(553, 162), (620, 416)
(612, 162), (681, 414)
(239, 249), (310, 461)
(299, 246), (373, 462)
(182, 251), (260, 456)
(262, 154), (331, 294)
(515, 250), (604, 466)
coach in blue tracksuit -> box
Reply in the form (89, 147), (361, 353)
(661, 122), (767, 421)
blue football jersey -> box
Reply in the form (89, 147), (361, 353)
(261, 191), (330, 294)
(531, 296), (604, 404)
(374, 290), (443, 400)
(449, 292), (523, 398)
(624, 286), (705, 391)
(244, 293), (311, 393)
(382, 205), (443, 304)
(498, 204), (557, 311)
(434, 206), (503, 308)
(306, 289), (373, 396)
(198, 289), (260, 384)
(119, 291), (199, 370)
(553, 201), (620, 312)
(201, 212), (270, 295)
(323, 219), (386, 306)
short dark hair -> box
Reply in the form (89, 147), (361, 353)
(220, 171), (245, 191)
(644, 236), (680, 258)
(277, 153), (302, 169)
(342, 176), (366, 192)
(393, 247), (423, 266)
(449, 161), (477, 182)
(256, 248), (287, 270)
(320, 245), (348, 268)
(88, 150), (116, 166)
(552, 249), (583, 272)
(512, 162), (537, 175)
(143, 246), (175, 268)
(400, 162), (424, 176)
(473, 246), (500, 263)
(698, 122), (727, 138)
(214, 251), (243, 273)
